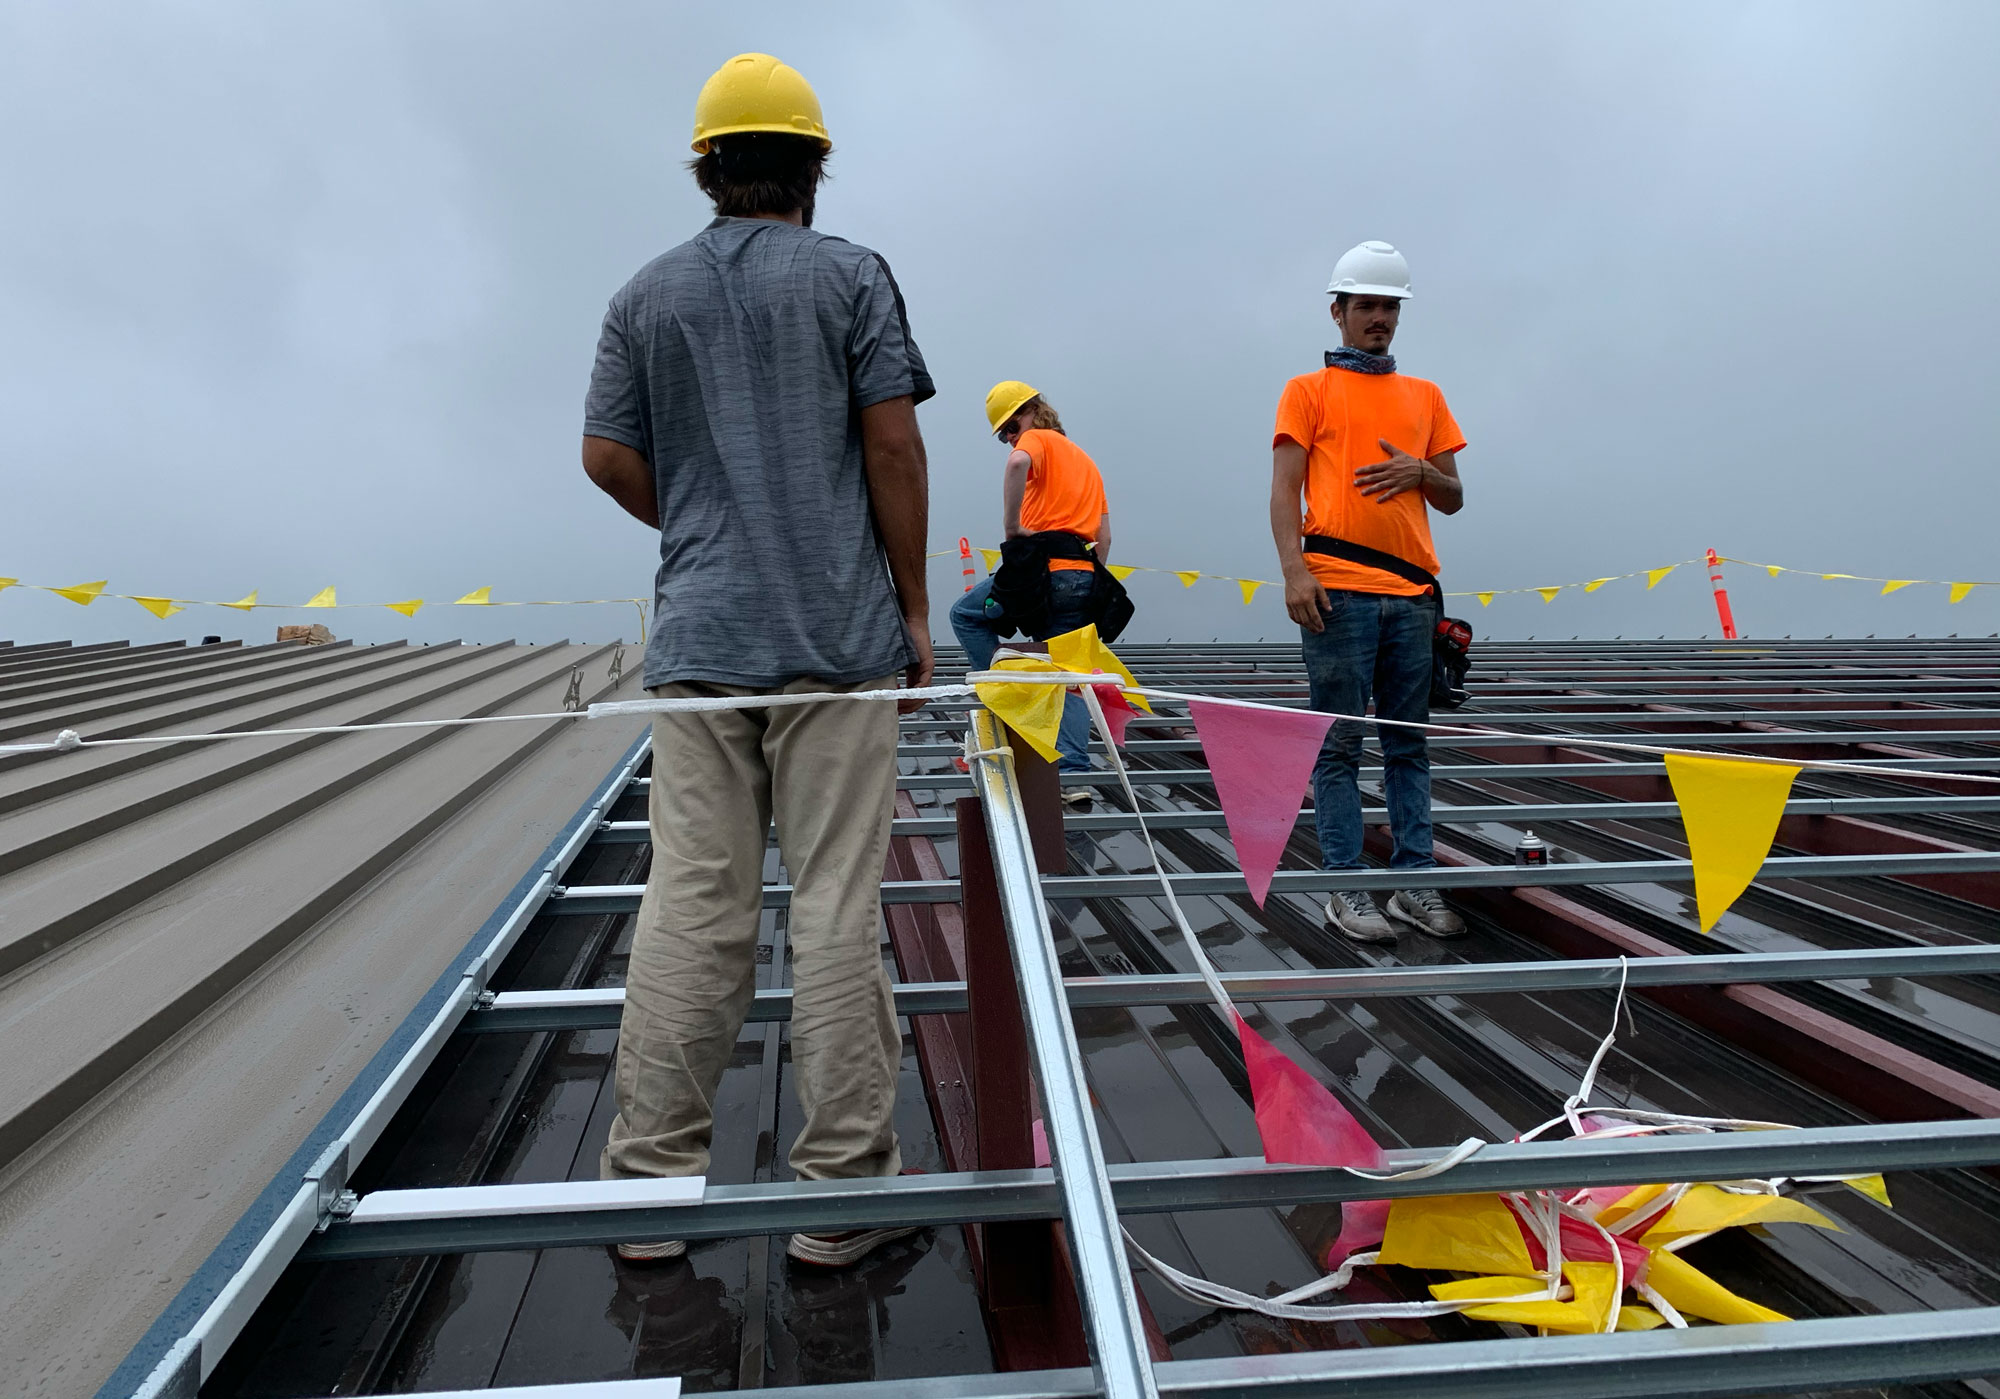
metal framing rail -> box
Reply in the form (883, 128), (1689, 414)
(119, 637), (2000, 1398)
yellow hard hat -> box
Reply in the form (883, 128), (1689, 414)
(691, 53), (830, 153)
(985, 380), (1039, 434)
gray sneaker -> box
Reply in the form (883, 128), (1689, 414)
(1325, 890), (1397, 944)
(615, 1239), (687, 1262)
(1386, 887), (1467, 938)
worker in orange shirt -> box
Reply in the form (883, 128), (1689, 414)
(1268, 241), (1468, 943)
(952, 382), (1123, 801)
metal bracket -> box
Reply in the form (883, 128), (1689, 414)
(562, 667), (585, 713)
(307, 1141), (350, 1232)
(608, 645), (625, 684)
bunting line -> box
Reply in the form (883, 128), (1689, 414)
(0, 578), (650, 634)
(930, 546), (1996, 608)
(12, 674), (2000, 792)
(1718, 557), (1997, 603)
(967, 672), (2000, 788)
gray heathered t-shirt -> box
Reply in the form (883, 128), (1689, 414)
(583, 216), (934, 688)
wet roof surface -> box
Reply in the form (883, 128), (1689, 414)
(0, 636), (647, 1397)
(186, 639), (2000, 1396)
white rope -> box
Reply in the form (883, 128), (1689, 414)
(963, 669), (2000, 787)
(589, 684), (975, 717)
(0, 685), (978, 757)
(13, 663), (1998, 789)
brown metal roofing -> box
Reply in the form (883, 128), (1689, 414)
(0, 637), (646, 1397)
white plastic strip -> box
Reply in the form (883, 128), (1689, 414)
(375, 1383), (682, 1398)
(347, 1175), (705, 1224)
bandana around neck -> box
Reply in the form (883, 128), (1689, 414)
(1325, 346), (1397, 375)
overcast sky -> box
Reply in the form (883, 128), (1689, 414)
(4, 0), (1997, 651)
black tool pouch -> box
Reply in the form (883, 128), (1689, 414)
(1301, 534), (1473, 710)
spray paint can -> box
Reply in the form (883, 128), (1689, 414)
(1515, 830), (1550, 867)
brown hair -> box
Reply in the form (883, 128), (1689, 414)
(1011, 395), (1065, 436)
(688, 133), (830, 226)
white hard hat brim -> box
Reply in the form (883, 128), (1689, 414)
(1325, 280), (1413, 299)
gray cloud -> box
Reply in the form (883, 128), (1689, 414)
(3, 0), (1996, 651)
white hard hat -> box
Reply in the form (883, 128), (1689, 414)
(1326, 240), (1413, 299)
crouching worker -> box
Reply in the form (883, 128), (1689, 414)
(951, 381), (1131, 803)
(581, 53), (934, 1267)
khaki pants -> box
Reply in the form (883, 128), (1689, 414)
(601, 675), (904, 1184)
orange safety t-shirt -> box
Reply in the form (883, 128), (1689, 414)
(1271, 367), (1465, 596)
(1016, 428), (1108, 572)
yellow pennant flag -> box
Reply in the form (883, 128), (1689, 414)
(455, 586), (494, 605)
(1880, 580), (1917, 595)
(51, 580), (108, 606)
(1766, 565), (1783, 578)
(303, 586), (337, 608)
(1379, 1195), (1537, 1276)
(0, 578), (16, 592)
(385, 599), (425, 617)
(1820, 572), (1856, 580)
(1046, 624), (1150, 712)
(1950, 583), (1978, 604)
(979, 549), (1002, 574)
(1175, 570), (1201, 588)
(1664, 751), (1801, 932)
(1536, 586), (1561, 603)
(973, 655), (1068, 762)
(1583, 577), (1615, 593)
(1476, 592), (1494, 607)
(224, 590), (259, 610)
(1643, 1246), (1787, 1325)
(1645, 566), (1678, 590)
(1237, 579), (1263, 605)
(129, 596), (184, 619)
(1107, 564), (1137, 582)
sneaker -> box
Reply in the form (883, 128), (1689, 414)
(615, 1239), (687, 1262)
(1059, 786), (1093, 808)
(1325, 890), (1396, 944)
(785, 1225), (921, 1268)
(1386, 887), (1467, 938)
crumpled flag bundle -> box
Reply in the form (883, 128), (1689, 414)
(1319, 1159), (1873, 1334)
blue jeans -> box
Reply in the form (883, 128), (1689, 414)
(1302, 589), (1436, 871)
(950, 572), (1095, 772)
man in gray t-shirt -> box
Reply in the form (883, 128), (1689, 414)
(580, 53), (933, 1271)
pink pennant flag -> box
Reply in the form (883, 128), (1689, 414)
(1189, 700), (1333, 907)
(1091, 683), (1137, 747)
(1236, 1013), (1384, 1169)
(1509, 1199), (1651, 1280)
(1325, 1197), (1392, 1270)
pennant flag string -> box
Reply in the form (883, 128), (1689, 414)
(0, 580), (651, 632)
(1719, 557), (1997, 601)
(937, 547), (1994, 606)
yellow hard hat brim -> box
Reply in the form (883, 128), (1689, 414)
(690, 120), (832, 154)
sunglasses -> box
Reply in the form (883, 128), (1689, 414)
(996, 419), (1023, 442)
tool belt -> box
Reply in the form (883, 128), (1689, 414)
(1302, 535), (1471, 709)
(988, 531), (1135, 644)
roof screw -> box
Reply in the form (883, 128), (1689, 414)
(328, 1189), (359, 1221)
(474, 990), (498, 1011)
